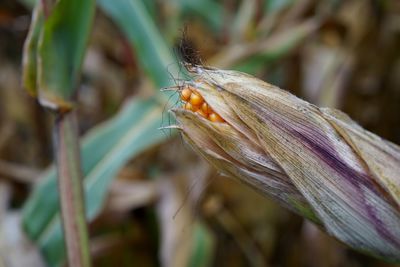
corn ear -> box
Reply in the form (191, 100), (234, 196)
(172, 66), (400, 262)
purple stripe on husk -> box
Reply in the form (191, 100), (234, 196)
(223, 92), (400, 248)
(287, 121), (400, 248)
(291, 128), (375, 191)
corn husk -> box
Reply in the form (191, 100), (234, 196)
(172, 66), (400, 262)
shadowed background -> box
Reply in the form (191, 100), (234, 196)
(0, 0), (399, 266)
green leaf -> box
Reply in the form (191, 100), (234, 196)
(22, 97), (169, 266)
(265, 0), (294, 13)
(22, 4), (43, 96)
(97, 0), (178, 89)
(22, 1), (216, 266)
(179, 0), (223, 32)
(37, 0), (95, 110)
(23, 0), (179, 246)
(23, 0), (179, 265)
(188, 223), (215, 267)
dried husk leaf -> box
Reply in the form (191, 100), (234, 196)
(172, 66), (400, 262)
(174, 109), (315, 221)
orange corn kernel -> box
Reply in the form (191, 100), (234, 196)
(189, 91), (204, 106)
(180, 87), (225, 123)
(185, 102), (199, 112)
(180, 88), (192, 101)
(201, 102), (211, 114)
(196, 109), (208, 118)
(209, 112), (225, 123)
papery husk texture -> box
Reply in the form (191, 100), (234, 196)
(172, 66), (400, 262)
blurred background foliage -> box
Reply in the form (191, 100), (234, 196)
(0, 0), (400, 266)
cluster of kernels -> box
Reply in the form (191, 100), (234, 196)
(180, 87), (225, 123)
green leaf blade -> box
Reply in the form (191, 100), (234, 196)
(22, 97), (170, 266)
(37, 0), (95, 110)
(98, 0), (178, 89)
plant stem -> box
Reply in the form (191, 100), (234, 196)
(54, 111), (91, 267)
